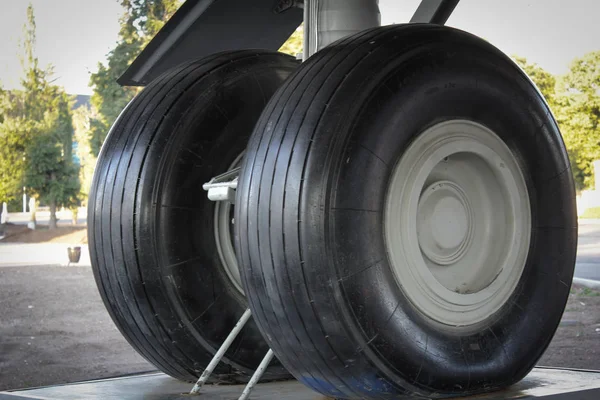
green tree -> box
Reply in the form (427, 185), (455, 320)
(89, 0), (181, 155)
(279, 25), (303, 57)
(513, 55), (600, 191)
(0, 4), (80, 229)
(72, 105), (97, 205)
(0, 4), (47, 215)
(0, 106), (29, 209)
(555, 51), (600, 190)
(24, 91), (80, 229)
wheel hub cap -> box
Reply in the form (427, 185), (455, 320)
(385, 120), (531, 327)
(417, 181), (473, 266)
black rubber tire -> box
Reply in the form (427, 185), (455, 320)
(236, 25), (577, 398)
(88, 50), (297, 382)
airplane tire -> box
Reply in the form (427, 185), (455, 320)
(236, 25), (577, 398)
(88, 50), (297, 382)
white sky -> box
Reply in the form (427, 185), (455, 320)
(0, 0), (598, 95)
(0, 0), (122, 95)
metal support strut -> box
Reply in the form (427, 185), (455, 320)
(238, 349), (276, 400)
(190, 308), (252, 394)
(410, 0), (460, 25)
(303, 0), (381, 60)
(189, 308), (276, 399)
(202, 167), (240, 203)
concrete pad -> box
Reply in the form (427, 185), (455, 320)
(0, 244), (91, 267)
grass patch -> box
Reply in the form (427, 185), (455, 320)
(571, 285), (600, 297)
(580, 287), (600, 297)
(580, 206), (600, 219)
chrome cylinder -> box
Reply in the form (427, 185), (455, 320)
(304, 0), (380, 60)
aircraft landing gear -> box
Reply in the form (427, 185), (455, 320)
(89, 2), (576, 398)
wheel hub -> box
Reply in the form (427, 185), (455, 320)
(385, 120), (531, 327)
(417, 180), (473, 266)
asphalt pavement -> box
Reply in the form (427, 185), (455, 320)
(0, 265), (154, 391)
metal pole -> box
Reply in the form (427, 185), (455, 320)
(303, 0), (316, 61)
(190, 308), (252, 395)
(317, 0), (380, 52)
(302, 0), (381, 61)
(304, 0), (380, 60)
(238, 349), (275, 400)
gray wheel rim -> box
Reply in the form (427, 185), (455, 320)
(384, 120), (531, 327)
(214, 153), (244, 295)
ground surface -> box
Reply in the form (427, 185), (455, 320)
(0, 265), (154, 391)
(0, 219), (599, 391)
(1, 224), (87, 244)
(538, 285), (600, 370)
(0, 268), (598, 391)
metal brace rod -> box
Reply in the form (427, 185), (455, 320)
(203, 167), (241, 188)
(410, 0), (460, 25)
(202, 167), (240, 202)
(238, 349), (276, 400)
(190, 308), (252, 395)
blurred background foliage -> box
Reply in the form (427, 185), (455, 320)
(515, 53), (600, 191)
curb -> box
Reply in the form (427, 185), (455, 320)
(0, 243), (91, 268)
(572, 277), (600, 290)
